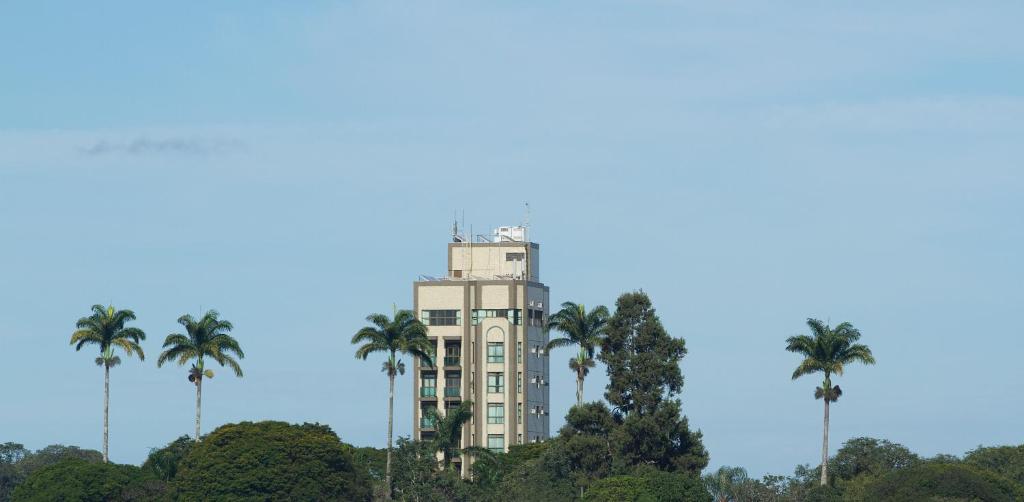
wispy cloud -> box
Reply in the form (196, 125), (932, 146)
(78, 137), (245, 156)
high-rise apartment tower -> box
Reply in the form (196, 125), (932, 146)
(413, 225), (550, 476)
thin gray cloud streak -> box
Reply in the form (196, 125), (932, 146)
(79, 137), (245, 156)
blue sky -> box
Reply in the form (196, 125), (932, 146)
(1, 2), (1022, 476)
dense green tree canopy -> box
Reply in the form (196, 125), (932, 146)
(140, 436), (193, 482)
(583, 467), (709, 502)
(171, 421), (371, 501)
(964, 444), (1024, 485)
(861, 462), (1023, 501)
(1, 444), (104, 502)
(11, 459), (140, 502)
(830, 437), (919, 480)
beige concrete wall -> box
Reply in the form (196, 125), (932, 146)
(448, 243), (532, 279)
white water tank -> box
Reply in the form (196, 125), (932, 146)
(493, 226), (526, 242)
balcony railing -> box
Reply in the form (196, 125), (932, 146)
(420, 387), (436, 398)
(420, 417), (436, 429)
(422, 357), (436, 368)
(444, 387), (460, 397)
(444, 356), (460, 366)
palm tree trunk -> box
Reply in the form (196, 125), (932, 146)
(195, 377), (203, 441)
(386, 370), (395, 499)
(820, 398), (829, 486)
(576, 350), (585, 407)
(103, 364), (110, 463)
(576, 370), (583, 407)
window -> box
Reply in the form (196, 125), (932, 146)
(421, 374), (436, 397)
(444, 344), (461, 366)
(517, 342), (522, 362)
(517, 402), (523, 422)
(487, 403), (504, 424)
(487, 372), (504, 393)
(527, 308), (545, 327)
(487, 343), (504, 363)
(487, 434), (505, 453)
(421, 406), (437, 428)
(505, 253), (525, 261)
(517, 372), (522, 393)
(421, 348), (436, 368)
(445, 372), (461, 397)
(471, 309), (523, 325)
(421, 310), (461, 326)
(518, 433), (523, 444)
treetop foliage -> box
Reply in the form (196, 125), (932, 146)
(600, 291), (687, 416)
(171, 421), (371, 501)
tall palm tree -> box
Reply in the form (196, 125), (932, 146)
(157, 310), (243, 441)
(545, 302), (609, 406)
(427, 400), (474, 470)
(352, 309), (433, 497)
(786, 318), (875, 486)
(69, 304), (146, 463)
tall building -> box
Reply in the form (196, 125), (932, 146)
(413, 225), (551, 475)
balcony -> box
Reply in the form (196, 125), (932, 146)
(421, 357), (436, 369)
(444, 356), (461, 366)
(420, 417), (436, 429)
(444, 387), (460, 398)
(420, 387), (437, 398)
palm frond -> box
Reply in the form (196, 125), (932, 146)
(70, 330), (103, 350)
(113, 338), (145, 361)
(161, 334), (193, 349)
(545, 337), (574, 352)
(791, 358), (824, 380)
(842, 344), (876, 366)
(116, 326), (146, 343)
(216, 354), (244, 377)
(351, 327), (386, 347)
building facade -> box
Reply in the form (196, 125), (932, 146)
(413, 226), (550, 475)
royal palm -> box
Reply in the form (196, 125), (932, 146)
(786, 318), (875, 486)
(69, 304), (146, 463)
(157, 310), (244, 441)
(352, 309), (433, 497)
(545, 302), (609, 406)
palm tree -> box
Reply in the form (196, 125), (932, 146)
(427, 400), (474, 470)
(157, 310), (244, 441)
(703, 466), (750, 502)
(545, 302), (609, 407)
(352, 309), (433, 497)
(786, 318), (875, 486)
(69, 304), (146, 463)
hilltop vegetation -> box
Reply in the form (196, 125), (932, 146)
(4, 429), (1023, 501)
(4, 292), (1019, 500)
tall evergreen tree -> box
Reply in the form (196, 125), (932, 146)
(598, 291), (708, 473)
(786, 318), (875, 486)
(69, 304), (146, 463)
